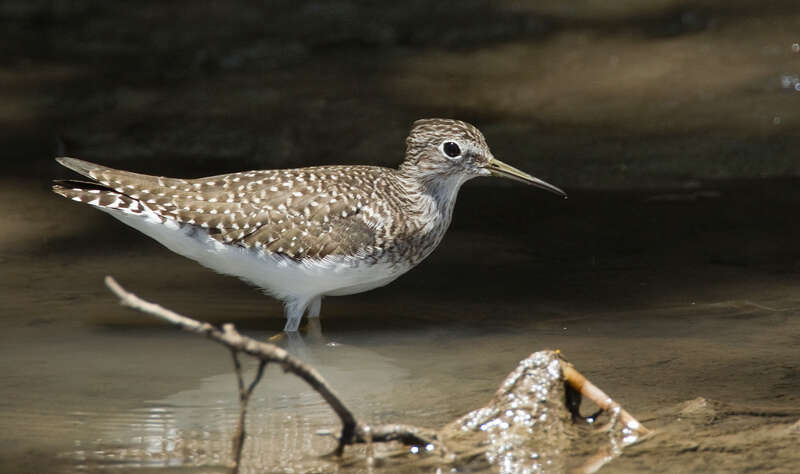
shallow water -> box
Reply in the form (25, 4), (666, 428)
(3, 180), (800, 473)
(4, 1), (800, 471)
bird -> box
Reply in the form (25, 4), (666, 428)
(53, 118), (566, 332)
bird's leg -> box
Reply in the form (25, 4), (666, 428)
(267, 298), (309, 342)
(298, 296), (324, 339)
(283, 298), (311, 332)
(307, 296), (322, 319)
(272, 297), (324, 357)
(269, 297), (323, 344)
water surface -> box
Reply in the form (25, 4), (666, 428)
(3, 180), (800, 472)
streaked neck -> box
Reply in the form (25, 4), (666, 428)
(397, 163), (471, 225)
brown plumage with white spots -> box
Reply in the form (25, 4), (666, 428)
(53, 118), (565, 331)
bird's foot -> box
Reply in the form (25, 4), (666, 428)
(266, 318), (323, 344)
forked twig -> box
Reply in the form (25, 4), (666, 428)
(104, 276), (437, 471)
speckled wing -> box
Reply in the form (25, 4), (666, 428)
(55, 158), (388, 260)
(187, 166), (388, 259)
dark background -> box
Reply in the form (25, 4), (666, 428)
(5, 0), (799, 186)
(7, 0), (800, 310)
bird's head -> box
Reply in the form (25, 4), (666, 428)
(401, 118), (566, 198)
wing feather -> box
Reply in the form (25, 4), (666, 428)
(56, 158), (391, 260)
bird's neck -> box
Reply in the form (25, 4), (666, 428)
(396, 163), (470, 231)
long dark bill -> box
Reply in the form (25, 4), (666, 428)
(487, 158), (567, 198)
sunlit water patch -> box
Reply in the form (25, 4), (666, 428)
(61, 338), (422, 472)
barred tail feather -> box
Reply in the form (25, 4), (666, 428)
(52, 182), (148, 217)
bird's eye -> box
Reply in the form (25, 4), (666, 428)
(442, 141), (461, 158)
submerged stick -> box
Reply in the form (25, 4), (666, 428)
(560, 358), (651, 439)
(229, 351), (266, 474)
(357, 423), (439, 446)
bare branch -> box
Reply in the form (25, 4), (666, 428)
(105, 276), (360, 452)
(104, 275), (436, 458)
(232, 350), (246, 397)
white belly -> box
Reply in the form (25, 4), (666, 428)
(106, 208), (411, 302)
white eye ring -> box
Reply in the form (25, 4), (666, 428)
(440, 141), (462, 159)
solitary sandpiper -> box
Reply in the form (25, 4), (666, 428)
(53, 119), (566, 331)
